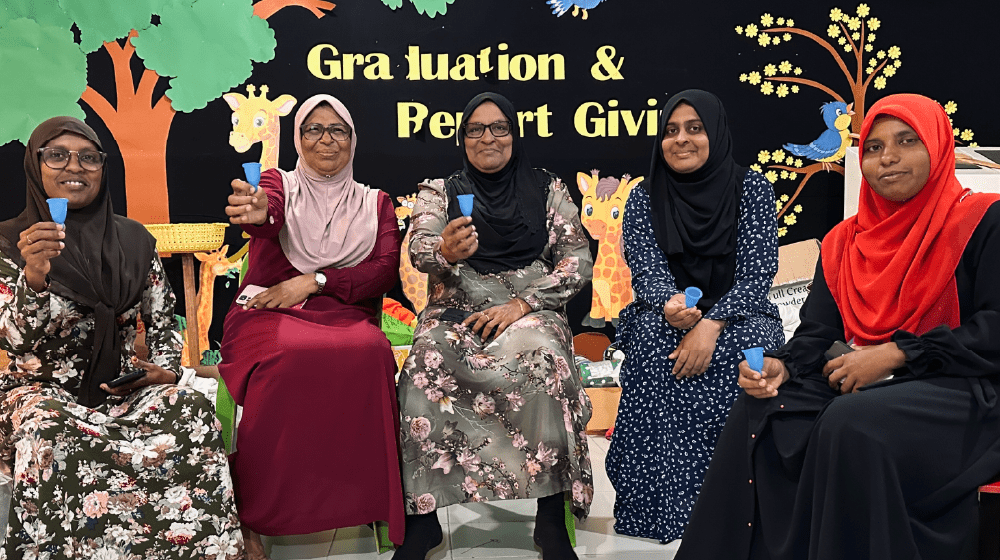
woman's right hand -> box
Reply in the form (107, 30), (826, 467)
(439, 216), (478, 263)
(663, 293), (701, 329)
(226, 179), (268, 226)
(738, 357), (789, 399)
(17, 222), (64, 292)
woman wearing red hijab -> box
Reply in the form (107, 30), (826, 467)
(674, 93), (1000, 559)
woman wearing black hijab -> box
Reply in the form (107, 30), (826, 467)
(605, 90), (783, 543)
(394, 93), (594, 560)
(0, 117), (243, 556)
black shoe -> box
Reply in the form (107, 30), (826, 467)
(533, 493), (578, 560)
(392, 512), (443, 560)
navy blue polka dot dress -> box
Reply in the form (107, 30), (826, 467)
(606, 171), (784, 543)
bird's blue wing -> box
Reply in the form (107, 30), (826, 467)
(547, 0), (571, 15)
(783, 129), (841, 160)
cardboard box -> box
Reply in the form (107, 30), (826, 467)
(584, 386), (621, 435)
(768, 239), (821, 341)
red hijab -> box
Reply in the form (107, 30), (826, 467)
(822, 94), (999, 346)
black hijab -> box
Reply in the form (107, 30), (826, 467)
(642, 90), (747, 311)
(445, 93), (549, 274)
(0, 117), (156, 407)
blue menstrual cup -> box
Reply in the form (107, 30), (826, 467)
(47, 198), (68, 225)
(242, 162), (262, 193)
(457, 194), (475, 217)
(743, 347), (765, 373)
(684, 286), (702, 308)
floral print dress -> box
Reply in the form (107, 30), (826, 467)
(398, 176), (595, 518)
(0, 253), (243, 560)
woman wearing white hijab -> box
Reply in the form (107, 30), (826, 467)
(220, 95), (404, 559)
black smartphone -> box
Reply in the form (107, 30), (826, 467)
(107, 369), (147, 388)
(824, 340), (855, 361)
(439, 308), (473, 323)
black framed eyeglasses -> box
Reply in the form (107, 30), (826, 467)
(464, 120), (512, 139)
(37, 147), (107, 171)
(300, 123), (352, 142)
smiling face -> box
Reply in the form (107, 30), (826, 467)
(660, 102), (710, 174)
(861, 116), (931, 202)
(299, 103), (351, 177)
(464, 101), (513, 174)
(39, 133), (103, 209)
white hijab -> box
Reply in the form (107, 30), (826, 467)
(278, 94), (380, 273)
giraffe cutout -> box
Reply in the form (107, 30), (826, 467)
(396, 194), (428, 314)
(180, 245), (241, 366)
(577, 170), (642, 327)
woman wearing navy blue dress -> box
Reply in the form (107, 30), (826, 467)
(606, 89), (784, 543)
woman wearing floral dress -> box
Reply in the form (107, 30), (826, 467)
(0, 117), (243, 559)
(394, 93), (594, 560)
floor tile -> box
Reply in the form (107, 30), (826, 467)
(264, 530), (336, 560)
(449, 521), (539, 558)
(447, 499), (536, 525)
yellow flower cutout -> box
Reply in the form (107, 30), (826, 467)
(794, 67), (803, 75)
(894, 59), (901, 68)
(843, 43), (852, 52)
(852, 32), (861, 41)
(777, 17), (785, 25)
(830, 7), (843, 21)
(883, 66), (896, 77)
(739, 73), (748, 82)
(786, 18), (795, 27)
(777, 84), (789, 98)
(764, 64), (777, 76)
(758, 150), (772, 164)
(857, 3), (870, 17)
(778, 227), (787, 238)
(971, 142), (980, 148)
(953, 127), (960, 136)
(761, 13), (774, 27)
(868, 18), (880, 31)
(944, 101), (957, 115)
(865, 43), (873, 52)
(868, 33), (876, 42)
(828, 24), (841, 38)
(776, 200), (784, 211)
(961, 129), (974, 142)
(888, 46), (901, 58)
(780, 194), (790, 202)
(751, 163), (763, 172)
(847, 17), (861, 31)
(783, 33), (792, 41)
(794, 204), (803, 213)
(780, 170), (789, 179)
(736, 25), (744, 34)
(838, 36), (847, 46)
(765, 170), (779, 183)
(761, 82), (775, 95)
(784, 214), (797, 225)
(791, 85), (800, 93)
(789, 172), (798, 180)
(877, 50), (886, 59)
(867, 66), (875, 76)
(874, 76), (887, 89)
(794, 159), (803, 168)
(759, 34), (771, 47)
(745, 23), (758, 37)
(772, 36), (781, 45)
(772, 150), (786, 163)
(748, 72), (762, 85)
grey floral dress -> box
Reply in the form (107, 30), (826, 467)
(0, 254), (244, 559)
(397, 176), (595, 518)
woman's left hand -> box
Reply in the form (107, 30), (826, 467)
(823, 342), (905, 394)
(244, 275), (318, 309)
(463, 298), (530, 341)
(669, 319), (725, 378)
(100, 359), (178, 397)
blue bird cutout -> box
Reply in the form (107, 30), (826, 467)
(783, 101), (855, 167)
(547, 0), (605, 19)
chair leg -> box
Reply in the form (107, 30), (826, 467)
(981, 491), (1000, 560)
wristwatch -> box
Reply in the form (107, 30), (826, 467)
(314, 272), (327, 294)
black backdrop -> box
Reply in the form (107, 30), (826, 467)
(3, 0), (999, 348)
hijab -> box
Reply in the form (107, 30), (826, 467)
(0, 117), (156, 407)
(821, 93), (999, 346)
(277, 94), (380, 273)
(445, 92), (549, 274)
(642, 90), (748, 311)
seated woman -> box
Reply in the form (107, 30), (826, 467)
(0, 117), (243, 557)
(393, 93), (594, 560)
(606, 89), (783, 544)
(675, 93), (1000, 559)
(218, 95), (403, 559)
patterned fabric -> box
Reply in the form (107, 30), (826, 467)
(606, 172), (784, 542)
(397, 176), (595, 518)
(0, 253), (243, 559)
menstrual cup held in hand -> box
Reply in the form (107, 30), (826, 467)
(242, 162), (262, 193)
(47, 198), (68, 226)
(457, 194), (475, 217)
(684, 286), (703, 308)
(742, 347), (765, 373)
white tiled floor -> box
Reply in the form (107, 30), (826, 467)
(262, 435), (680, 559)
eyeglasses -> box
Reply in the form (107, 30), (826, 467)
(37, 147), (107, 171)
(464, 120), (512, 139)
(300, 123), (352, 142)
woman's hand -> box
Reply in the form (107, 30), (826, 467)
(462, 298), (529, 341)
(17, 222), (64, 292)
(663, 293), (701, 330)
(100, 358), (178, 397)
(669, 318), (725, 378)
(243, 274), (319, 309)
(738, 357), (790, 399)
(439, 216), (478, 263)
(823, 342), (905, 394)
(226, 179), (269, 226)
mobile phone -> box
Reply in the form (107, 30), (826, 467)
(236, 284), (267, 307)
(107, 369), (147, 388)
(824, 340), (855, 361)
(439, 308), (474, 323)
